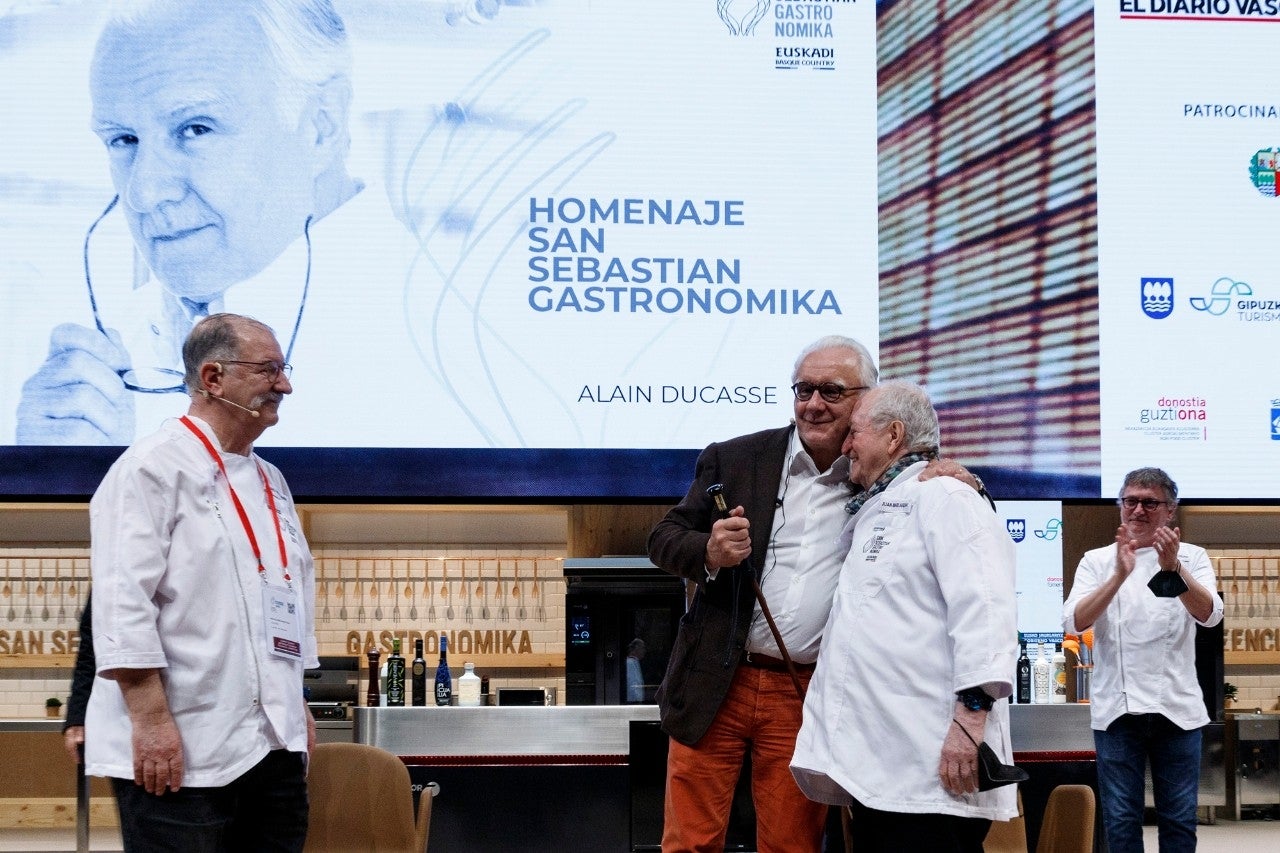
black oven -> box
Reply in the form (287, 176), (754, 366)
(563, 557), (686, 706)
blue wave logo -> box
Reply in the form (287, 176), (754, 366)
(1190, 277), (1251, 316)
(717, 0), (770, 36)
(1007, 519), (1026, 543)
(1034, 519), (1063, 541)
(1271, 399), (1280, 441)
(1141, 277), (1173, 319)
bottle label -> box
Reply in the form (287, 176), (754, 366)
(386, 659), (406, 706)
(458, 677), (481, 707)
(1033, 668), (1051, 703)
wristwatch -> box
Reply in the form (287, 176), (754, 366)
(956, 687), (995, 712)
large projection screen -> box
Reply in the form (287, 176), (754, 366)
(4, 0), (1267, 501)
(0, 0), (881, 499)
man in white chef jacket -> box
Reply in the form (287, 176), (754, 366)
(1063, 467), (1221, 853)
(791, 380), (1018, 852)
(86, 313), (318, 852)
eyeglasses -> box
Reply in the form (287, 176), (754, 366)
(791, 382), (869, 403)
(221, 360), (292, 381)
(1118, 497), (1170, 511)
(84, 195), (310, 393)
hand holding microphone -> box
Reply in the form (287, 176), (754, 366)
(705, 484), (751, 571)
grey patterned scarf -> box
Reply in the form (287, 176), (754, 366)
(844, 449), (938, 517)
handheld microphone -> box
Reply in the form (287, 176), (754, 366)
(706, 483), (729, 516)
(202, 389), (260, 418)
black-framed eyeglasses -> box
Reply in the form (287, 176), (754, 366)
(1118, 497), (1170, 511)
(84, 195), (311, 393)
(221, 360), (292, 381)
(791, 382), (869, 403)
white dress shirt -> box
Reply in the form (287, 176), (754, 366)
(744, 429), (852, 664)
(791, 463), (1018, 820)
(1063, 541), (1222, 731)
(86, 416), (319, 787)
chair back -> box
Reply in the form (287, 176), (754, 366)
(984, 789), (1028, 853)
(303, 742), (432, 853)
(1035, 784), (1095, 853)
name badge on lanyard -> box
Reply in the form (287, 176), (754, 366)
(181, 417), (300, 660)
(262, 584), (303, 660)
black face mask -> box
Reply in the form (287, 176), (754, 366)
(1148, 570), (1189, 598)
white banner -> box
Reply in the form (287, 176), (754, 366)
(1095, 2), (1280, 497)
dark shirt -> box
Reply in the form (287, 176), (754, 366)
(64, 593), (94, 730)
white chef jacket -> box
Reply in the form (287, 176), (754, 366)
(1063, 541), (1222, 731)
(791, 462), (1018, 820)
(85, 416), (319, 787)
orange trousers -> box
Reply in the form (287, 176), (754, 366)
(662, 664), (826, 853)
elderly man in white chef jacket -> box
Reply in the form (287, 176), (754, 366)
(791, 380), (1018, 852)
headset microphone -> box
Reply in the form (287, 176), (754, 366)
(218, 396), (260, 418)
(201, 389), (260, 418)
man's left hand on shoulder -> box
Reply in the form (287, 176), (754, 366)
(920, 458), (983, 494)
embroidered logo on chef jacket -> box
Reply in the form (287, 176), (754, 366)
(863, 529), (889, 560)
(271, 487), (302, 545)
(861, 500), (912, 562)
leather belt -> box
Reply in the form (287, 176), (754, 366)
(742, 651), (816, 673)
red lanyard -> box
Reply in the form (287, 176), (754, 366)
(180, 416), (290, 584)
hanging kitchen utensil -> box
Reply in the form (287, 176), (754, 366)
(515, 559), (526, 621)
(320, 558), (331, 621)
(445, 560), (455, 620)
(356, 559), (367, 621)
(56, 560), (67, 621)
(497, 560), (508, 621)
(391, 560), (401, 622)
(421, 571), (431, 622)
(38, 559), (50, 621)
(3, 561), (14, 621)
(464, 560), (474, 622)
(337, 559), (348, 620)
(533, 559), (546, 622)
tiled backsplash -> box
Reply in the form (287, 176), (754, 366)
(0, 545), (568, 717)
(1208, 547), (1280, 711)
(7, 544), (1279, 716)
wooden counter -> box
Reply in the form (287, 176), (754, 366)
(0, 719), (116, 829)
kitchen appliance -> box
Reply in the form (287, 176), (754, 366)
(496, 687), (546, 706)
(563, 557), (685, 706)
(304, 655), (359, 720)
(1228, 712), (1280, 819)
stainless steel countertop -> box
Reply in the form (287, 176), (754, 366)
(356, 703), (1098, 757)
(355, 705), (661, 756)
(1008, 702), (1095, 753)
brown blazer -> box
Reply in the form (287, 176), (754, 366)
(646, 425), (792, 746)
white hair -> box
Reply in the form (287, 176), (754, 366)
(860, 379), (941, 454)
(104, 0), (352, 120)
(791, 335), (879, 387)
